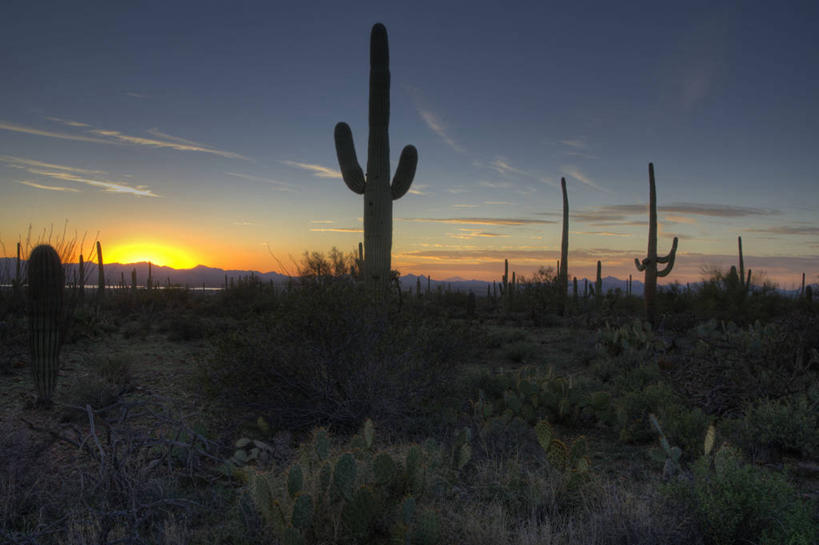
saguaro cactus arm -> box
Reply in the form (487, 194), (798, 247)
(391, 145), (418, 199)
(334, 123), (366, 194)
(656, 237), (678, 277)
(634, 258), (647, 272)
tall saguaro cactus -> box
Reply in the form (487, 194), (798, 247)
(559, 177), (569, 314)
(28, 245), (64, 406)
(334, 23), (418, 286)
(634, 163), (678, 327)
(96, 240), (105, 298)
(737, 236), (751, 291)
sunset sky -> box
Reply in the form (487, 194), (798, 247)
(2, 1), (817, 286)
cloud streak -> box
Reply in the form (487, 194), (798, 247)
(282, 160), (341, 179)
(18, 180), (80, 192)
(561, 166), (608, 193)
(0, 120), (246, 159)
(418, 109), (465, 153)
(400, 217), (556, 226)
(310, 227), (363, 233)
(1, 155), (158, 197)
(225, 172), (295, 192)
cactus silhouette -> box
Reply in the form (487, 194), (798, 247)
(634, 163), (678, 326)
(595, 260), (602, 299)
(96, 240), (105, 298)
(559, 177), (569, 315)
(28, 245), (64, 406)
(334, 23), (418, 286)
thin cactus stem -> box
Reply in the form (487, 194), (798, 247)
(738, 236), (745, 289)
(96, 241), (104, 298)
(335, 24), (417, 287)
(15, 242), (22, 292)
(596, 261), (602, 298)
(78, 254), (84, 299)
(559, 177), (569, 315)
(634, 163), (678, 326)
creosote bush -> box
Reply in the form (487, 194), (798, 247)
(200, 281), (474, 433)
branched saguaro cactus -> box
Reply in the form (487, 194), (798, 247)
(335, 23), (418, 286)
(28, 245), (64, 406)
(96, 240), (105, 298)
(559, 177), (569, 315)
(634, 163), (678, 326)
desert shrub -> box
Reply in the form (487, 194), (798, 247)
(657, 405), (711, 459)
(729, 393), (819, 459)
(501, 340), (540, 363)
(670, 446), (817, 545)
(63, 354), (133, 412)
(616, 382), (676, 444)
(199, 282), (474, 433)
(674, 318), (819, 414)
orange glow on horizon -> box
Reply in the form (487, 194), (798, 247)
(106, 241), (199, 269)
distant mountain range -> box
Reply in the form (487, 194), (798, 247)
(1, 258), (814, 297)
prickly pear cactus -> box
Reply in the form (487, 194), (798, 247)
(27, 244), (65, 406)
(335, 23), (418, 287)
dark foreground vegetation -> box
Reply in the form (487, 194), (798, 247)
(1, 252), (817, 545)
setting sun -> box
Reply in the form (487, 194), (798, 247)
(105, 242), (199, 270)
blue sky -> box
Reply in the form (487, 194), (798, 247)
(1, 1), (817, 284)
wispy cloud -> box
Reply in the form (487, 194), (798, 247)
(561, 166), (609, 193)
(225, 172), (295, 192)
(0, 155), (104, 175)
(408, 183), (430, 196)
(0, 120), (246, 159)
(572, 230), (631, 237)
(89, 129), (246, 159)
(490, 159), (529, 177)
(125, 92), (147, 99)
(310, 227), (363, 233)
(0, 121), (112, 144)
(233, 221), (256, 226)
(453, 204), (479, 208)
(572, 202), (779, 225)
(281, 160), (341, 179)
(310, 220), (335, 224)
(559, 139), (587, 150)
(748, 225), (819, 236)
(1, 155), (158, 197)
(478, 180), (514, 189)
(45, 116), (90, 127)
(450, 229), (508, 239)
(400, 217), (556, 226)
(418, 109), (465, 153)
(485, 201), (516, 206)
(28, 169), (159, 197)
(18, 180), (80, 192)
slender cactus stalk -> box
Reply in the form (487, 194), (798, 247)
(335, 24), (418, 287)
(559, 177), (569, 315)
(738, 236), (746, 290)
(78, 254), (85, 299)
(15, 242), (22, 293)
(28, 245), (64, 407)
(96, 240), (104, 298)
(634, 163), (678, 327)
(596, 261), (602, 300)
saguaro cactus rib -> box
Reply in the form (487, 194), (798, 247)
(334, 23), (418, 286)
(634, 163), (678, 326)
